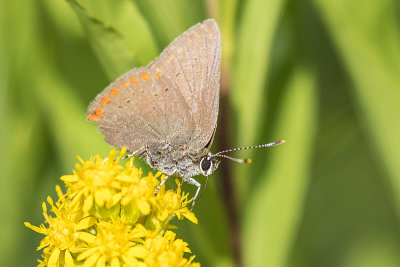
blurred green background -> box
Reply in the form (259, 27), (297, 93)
(1, 0), (400, 266)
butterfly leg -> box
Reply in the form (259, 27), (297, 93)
(121, 147), (145, 160)
(155, 168), (177, 195)
(155, 174), (170, 195)
(186, 177), (201, 209)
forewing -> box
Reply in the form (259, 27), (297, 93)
(87, 19), (220, 154)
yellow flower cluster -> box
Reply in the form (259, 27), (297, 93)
(25, 148), (200, 267)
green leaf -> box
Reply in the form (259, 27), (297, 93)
(231, 0), (287, 146)
(314, 0), (400, 216)
(66, 0), (158, 79)
(0, 0), (49, 265)
(134, 0), (205, 47)
(243, 66), (317, 267)
(216, 0), (238, 70)
(230, 0), (287, 199)
(32, 55), (110, 169)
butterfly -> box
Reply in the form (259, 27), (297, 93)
(87, 19), (284, 207)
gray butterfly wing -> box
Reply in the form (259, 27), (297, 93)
(149, 19), (221, 151)
(87, 19), (220, 155)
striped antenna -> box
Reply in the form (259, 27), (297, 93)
(212, 154), (252, 164)
(214, 140), (285, 156)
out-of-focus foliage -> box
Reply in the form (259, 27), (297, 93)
(1, 0), (400, 266)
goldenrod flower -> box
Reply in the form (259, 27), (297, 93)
(25, 148), (200, 266)
(60, 148), (128, 217)
(24, 192), (97, 267)
(154, 179), (198, 223)
(141, 179), (198, 234)
(142, 231), (200, 267)
(119, 171), (160, 225)
(77, 220), (148, 266)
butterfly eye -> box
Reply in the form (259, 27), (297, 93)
(200, 157), (212, 172)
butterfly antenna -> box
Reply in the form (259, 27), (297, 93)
(212, 140), (285, 163)
(212, 154), (252, 164)
(215, 140), (285, 155)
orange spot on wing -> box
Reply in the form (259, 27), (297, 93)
(88, 114), (98, 121)
(88, 108), (104, 121)
(121, 81), (127, 88)
(154, 73), (161, 79)
(140, 72), (151, 81)
(110, 89), (119, 96)
(130, 77), (138, 84)
(167, 57), (173, 62)
(101, 96), (111, 106)
(96, 108), (104, 115)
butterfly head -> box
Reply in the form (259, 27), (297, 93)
(199, 154), (220, 176)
